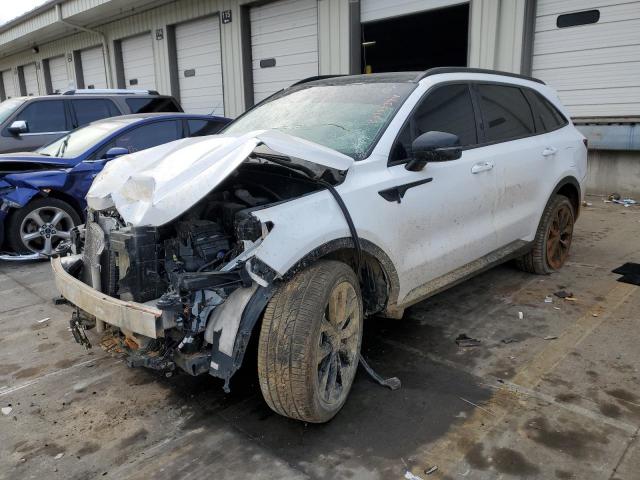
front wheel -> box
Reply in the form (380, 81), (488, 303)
(7, 197), (81, 256)
(257, 260), (363, 423)
(516, 194), (575, 274)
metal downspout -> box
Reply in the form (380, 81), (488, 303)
(55, 4), (114, 88)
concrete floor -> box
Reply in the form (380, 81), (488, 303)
(1, 198), (639, 480)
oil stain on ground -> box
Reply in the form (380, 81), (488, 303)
(524, 416), (608, 458)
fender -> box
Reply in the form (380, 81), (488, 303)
(551, 175), (582, 218)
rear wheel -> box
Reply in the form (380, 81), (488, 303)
(257, 260), (363, 423)
(516, 195), (575, 274)
(7, 197), (80, 256)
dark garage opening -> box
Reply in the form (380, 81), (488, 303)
(361, 4), (469, 73)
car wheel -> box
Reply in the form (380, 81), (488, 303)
(516, 194), (575, 274)
(257, 260), (363, 423)
(7, 197), (81, 257)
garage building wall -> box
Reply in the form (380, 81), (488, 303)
(532, 0), (640, 119)
(0, 0), (529, 116)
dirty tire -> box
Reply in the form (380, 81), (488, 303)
(516, 194), (575, 274)
(258, 260), (363, 423)
(7, 197), (80, 255)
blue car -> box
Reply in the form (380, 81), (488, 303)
(0, 113), (230, 259)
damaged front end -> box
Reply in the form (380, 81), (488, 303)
(52, 130), (353, 390)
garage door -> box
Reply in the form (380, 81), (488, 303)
(48, 55), (70, 94)
(250, 0), (318, 104)
(532, 0), (640, 118)
(1, 70), (17, 99)
(22, 63), (40, 96)
(175, 16), (224, 115)
(361, 0), (467, 22)
(121, 33), (156, 91)
(80, 46), (108, 89)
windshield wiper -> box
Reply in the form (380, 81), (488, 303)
(55, 136), (70, 157)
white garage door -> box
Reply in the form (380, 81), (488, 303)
(81, 46), (108, 89)
(250, 0), (319, 104)
(48, 55), (70, 94)
(1, 70), (17, 99)
(22, 63), (40, 96)
(175, 16), (224, 115)
(361, 0), (467, 22)
(533, 0), (640, 118)
(121, 33), (156, 91)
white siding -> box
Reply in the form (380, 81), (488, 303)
(175, 16), (224, 115)
(81, 46), (108, 89)
(250, 0), (319, 104)
(361, 0), (467, 23)
(533, 0), (640, 117)
(121, 33), (156, 90)
(22, 63), (39, 96)
(48, 55), (70, 93)
(1, 70), (17, 99)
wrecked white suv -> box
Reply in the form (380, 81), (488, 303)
(52, 68), (587, 423)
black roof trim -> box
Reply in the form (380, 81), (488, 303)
(414, 67), (545, 85)
(290, 75), (348, 87)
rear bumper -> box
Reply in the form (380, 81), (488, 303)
(51, 256), (164, 338)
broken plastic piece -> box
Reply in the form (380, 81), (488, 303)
(359, 354), (401, 390)
(554, 290), (573, 299)
(425, 466), (438, 475)
(456, 333), (481, 347)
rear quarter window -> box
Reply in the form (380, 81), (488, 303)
(187, 119), (226, 137)
(126, 97), (182, 113)
(523, 89), (568, 133)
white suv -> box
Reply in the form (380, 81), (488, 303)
(52, 68), (587, 423)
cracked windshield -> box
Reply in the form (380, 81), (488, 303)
(225, 82), (415, 160)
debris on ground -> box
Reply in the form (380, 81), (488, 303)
(52, 296), (69, 305)
(543, 335), (558, 340)
(37, 317), (50, 323)
(518, 311), (524, 320)
(54, 453), (64, 460)
(455, 334), (481, 347)
(612, 198), (637, 207)
(1, 406), (12, 415)
(404, 471), (425, 480)
(73, 381), (88, 393)
(544, 296), (553, 303)
(582, 201), (593, 207)
(554, 290), (573, 298)
(608, 193), (621, 201)
(458, 396), (496, 416)
(359, 354), (401, 390)
(612, 262), (640, 286)
(501, 338), (518, 344)
(424, 466), (438, 475)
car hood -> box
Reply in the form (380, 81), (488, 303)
(0, 153), (77, 175)
(86, 129), (354, 226)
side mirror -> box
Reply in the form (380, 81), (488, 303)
(104, 147), (129, 160)
(7, 120), (28, 135)
(405, 131), (462, 172)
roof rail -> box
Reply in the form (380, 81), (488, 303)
(62, 88), (160, 95)
(414, 67), (545, 85)
(290, 75), (348, 87)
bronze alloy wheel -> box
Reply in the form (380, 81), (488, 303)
(546, 203), (574, 269)
(317, 281), (361, 406)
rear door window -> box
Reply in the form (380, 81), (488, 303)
(187, 119), (226, 137)
(14, 100), (68, 133)
(390, 83), (477, 163)
(523, 89), (567, 133)
(71, 99), (121, 127)
(126, 97), (181, 113)
(476, 84), (535, 143)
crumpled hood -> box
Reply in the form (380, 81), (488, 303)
(0, 153), (77, 175)
(86, 129), (353, 226)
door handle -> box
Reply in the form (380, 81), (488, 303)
(542, 146), (557, 157)
(471, 161), (494, 174)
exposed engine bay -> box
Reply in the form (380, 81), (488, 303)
(67, 160), (333, 389)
